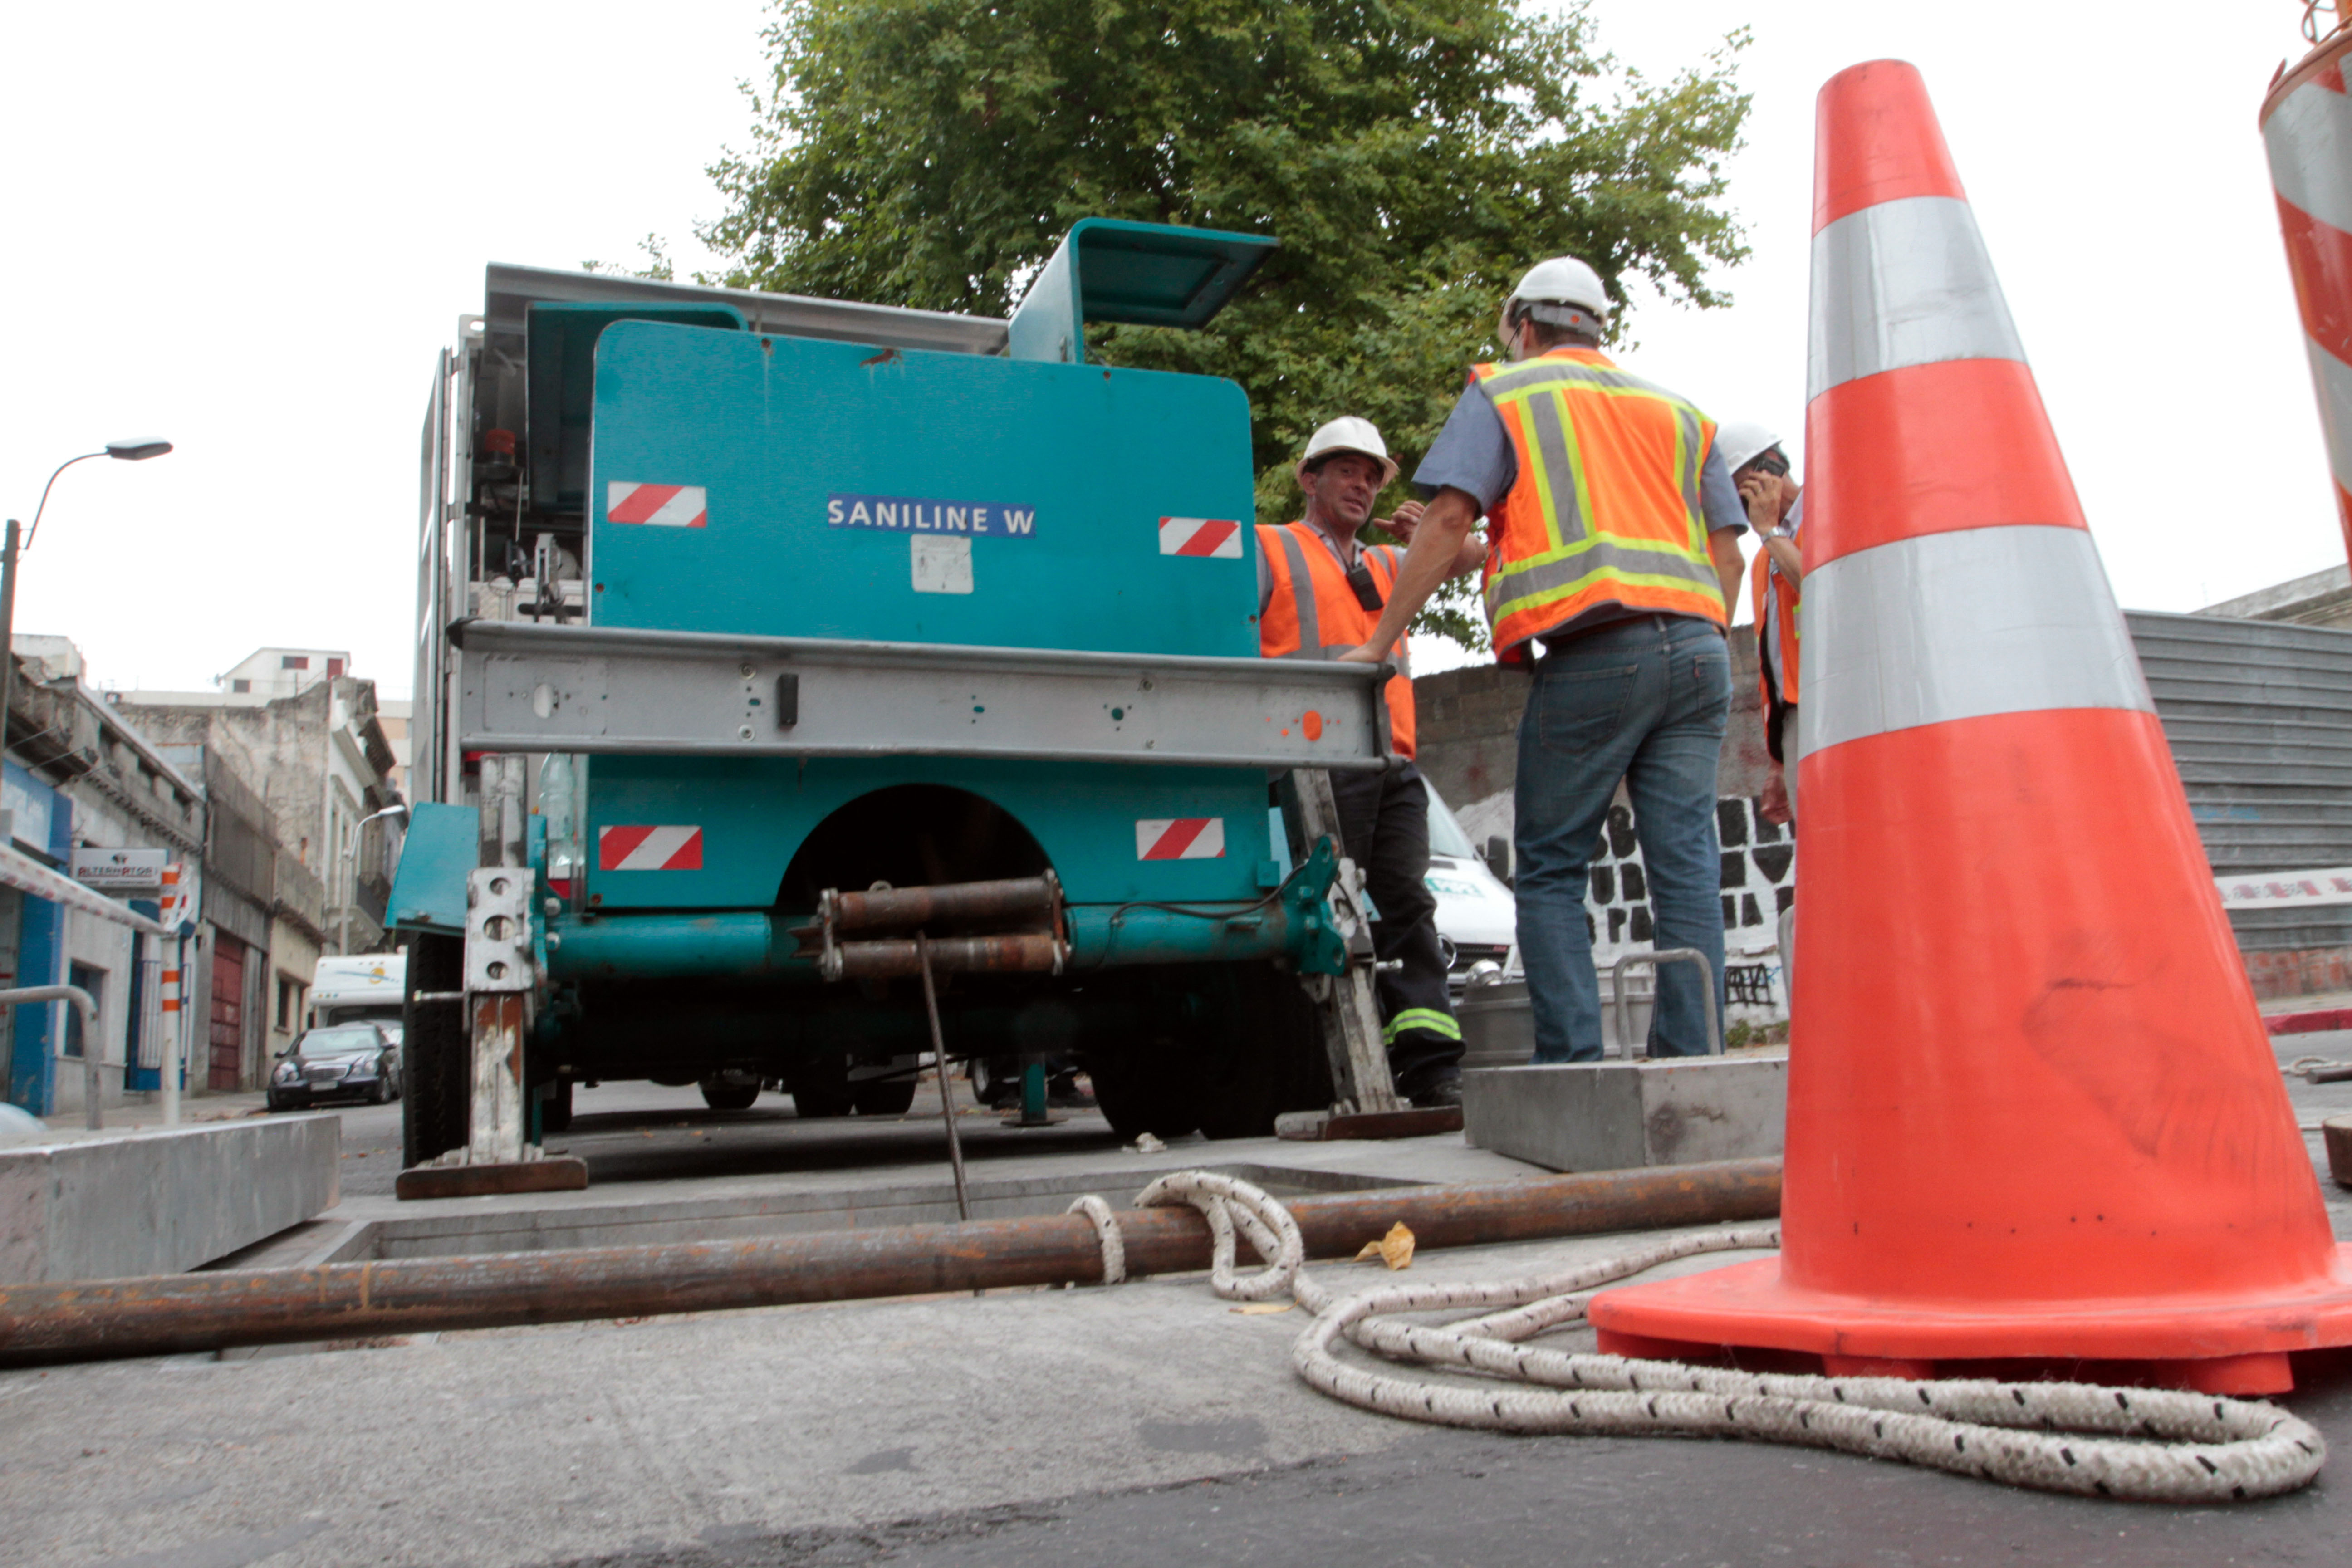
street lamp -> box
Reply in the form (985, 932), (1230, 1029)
(0, 440), (175, 800)
(339, 803), (409, 954)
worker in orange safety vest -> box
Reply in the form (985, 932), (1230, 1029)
(1719, 421), (1803, 996)
(1259, 416), (1484, 1107)
(1341, 258), (1751, 1064)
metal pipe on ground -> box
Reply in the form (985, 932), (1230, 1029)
(0, 1160), (1779, 1367)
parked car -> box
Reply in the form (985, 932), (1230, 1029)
(267, 1023), (402, 1110)
(1422, 786), (1518, 995)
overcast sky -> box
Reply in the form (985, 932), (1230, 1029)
(0, 0), (2337, 698)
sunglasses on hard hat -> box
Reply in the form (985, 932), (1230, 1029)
(1344, 559), (1385, 612)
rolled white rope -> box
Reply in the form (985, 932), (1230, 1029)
(1073, 1170), (2326, 1503)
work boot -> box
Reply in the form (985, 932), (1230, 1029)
(1407, 1073), (1462, 1110)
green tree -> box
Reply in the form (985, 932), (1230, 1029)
(705, 0), (1749, 650)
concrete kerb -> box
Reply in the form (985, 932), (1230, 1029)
(0, 1112), (340, 1283)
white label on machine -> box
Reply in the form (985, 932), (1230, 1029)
(606, 482), (708, 528)
(598, 826), (705, 872)
(1158, 517), (1242, 558)
(911, 534), (974, 594)
(1137, 818), (1225, 860)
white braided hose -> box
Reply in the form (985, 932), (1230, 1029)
(1101, 1171), (2325, 1503)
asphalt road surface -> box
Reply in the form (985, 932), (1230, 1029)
(552, 1379), (2352, 1568)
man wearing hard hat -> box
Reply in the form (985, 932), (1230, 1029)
(1345, 260), (1751, 1063)
(1259, 416), (1485, 1107)
(1717, 422), (1804, 826)
(1718, 421), (1804, 993)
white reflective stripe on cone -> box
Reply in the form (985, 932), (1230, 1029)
(1807, 196), (2025, 401)
(1799, 524), (2152, 755)
(2303, 337), (2352, 493)
(2266, 79), (2352, 238)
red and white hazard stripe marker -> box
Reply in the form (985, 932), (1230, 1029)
(2265, 41), (2352, 572)
(607, 482), (709, 529)
(1158, 517), (1242, 558)
(1136, 818), (1224, 860)
(597, 825), (705, 872)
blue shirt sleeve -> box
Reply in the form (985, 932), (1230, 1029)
(1411, 384), (1517, 510)
(1700, 445), (1748, 536)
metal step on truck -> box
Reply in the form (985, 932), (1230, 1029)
(390, 218), (1411, 1194)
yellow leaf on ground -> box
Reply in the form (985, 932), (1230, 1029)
(1229, 1302), (1294, 1315)
(1354, 1222), (1416, 1270)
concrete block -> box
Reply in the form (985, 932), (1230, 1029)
(0, 1114), (340, 1282)
(1461, 1057), (1785, 1173)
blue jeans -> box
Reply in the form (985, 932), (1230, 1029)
(1514, 615), (1731, 1062)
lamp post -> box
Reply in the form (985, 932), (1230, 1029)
(339, 804), (408, 954)
(2, 441), (170, 1120)
(0, 440), (175, 802)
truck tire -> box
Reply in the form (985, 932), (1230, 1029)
(1086, 1036), (1204, 1142)
(1195, 963), (1330, 1139)
(968, 1056), (1019, 1109)
(401, 932), (468, 1168)
(701, 1079), (760, 1112)
(852, 1079), (918, 1117)
(788, 1054), (854, 1118)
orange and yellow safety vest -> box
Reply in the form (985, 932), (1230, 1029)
(1751, 536), (1801, 718)
(1470, 348), (1724, 662)
(1257, 520), (1416, 759)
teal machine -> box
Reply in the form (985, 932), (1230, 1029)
(395, 221), (1399, 1179)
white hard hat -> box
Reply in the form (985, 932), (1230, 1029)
(1294, 416), (1398, 488)
(1502, 256), (1610, 340)
(1715, 421), (1784, 476)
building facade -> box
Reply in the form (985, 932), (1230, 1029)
(2, 639), (206, 1118)
(114, 647), (403, 968)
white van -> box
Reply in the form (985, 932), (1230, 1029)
(310, 952), (408, 1043)
(1264, 784), (1518, 996)
(1423, 786), (1517, 993)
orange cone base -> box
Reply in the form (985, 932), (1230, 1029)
(1587, 1250), (2352, 1396)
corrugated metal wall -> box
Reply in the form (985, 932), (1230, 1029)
(2126, 610), (2352, 952)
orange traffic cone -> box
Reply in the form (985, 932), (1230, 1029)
(1587, 59), (2352, 1397)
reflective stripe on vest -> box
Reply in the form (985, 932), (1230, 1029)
(1255, 521), (1415, 758)
(1470, 350), (1724, 655)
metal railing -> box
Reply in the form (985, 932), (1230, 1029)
(1609, 950), (1722, 1058)
(4, 986), (103, 1129)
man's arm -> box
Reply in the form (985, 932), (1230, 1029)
(1344, 487), (1482, 662)
(1710, 527), (1744, 620)
(1377, 499), (1486, 579)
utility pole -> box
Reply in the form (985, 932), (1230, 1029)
(0, 518), (20, 840)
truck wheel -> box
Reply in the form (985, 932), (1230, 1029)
(967, 1056), (1020, 1109)
(401, 932), (468, 1167)
(1086, 1037), (1204, 1141)
(788, 1054), (854, 1118)
(701, 1079), (760, 1112)
(541, 1078), (574, 1133)
(1196, 963), (1329, 1139)
(852, 1079), (918, 1116)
